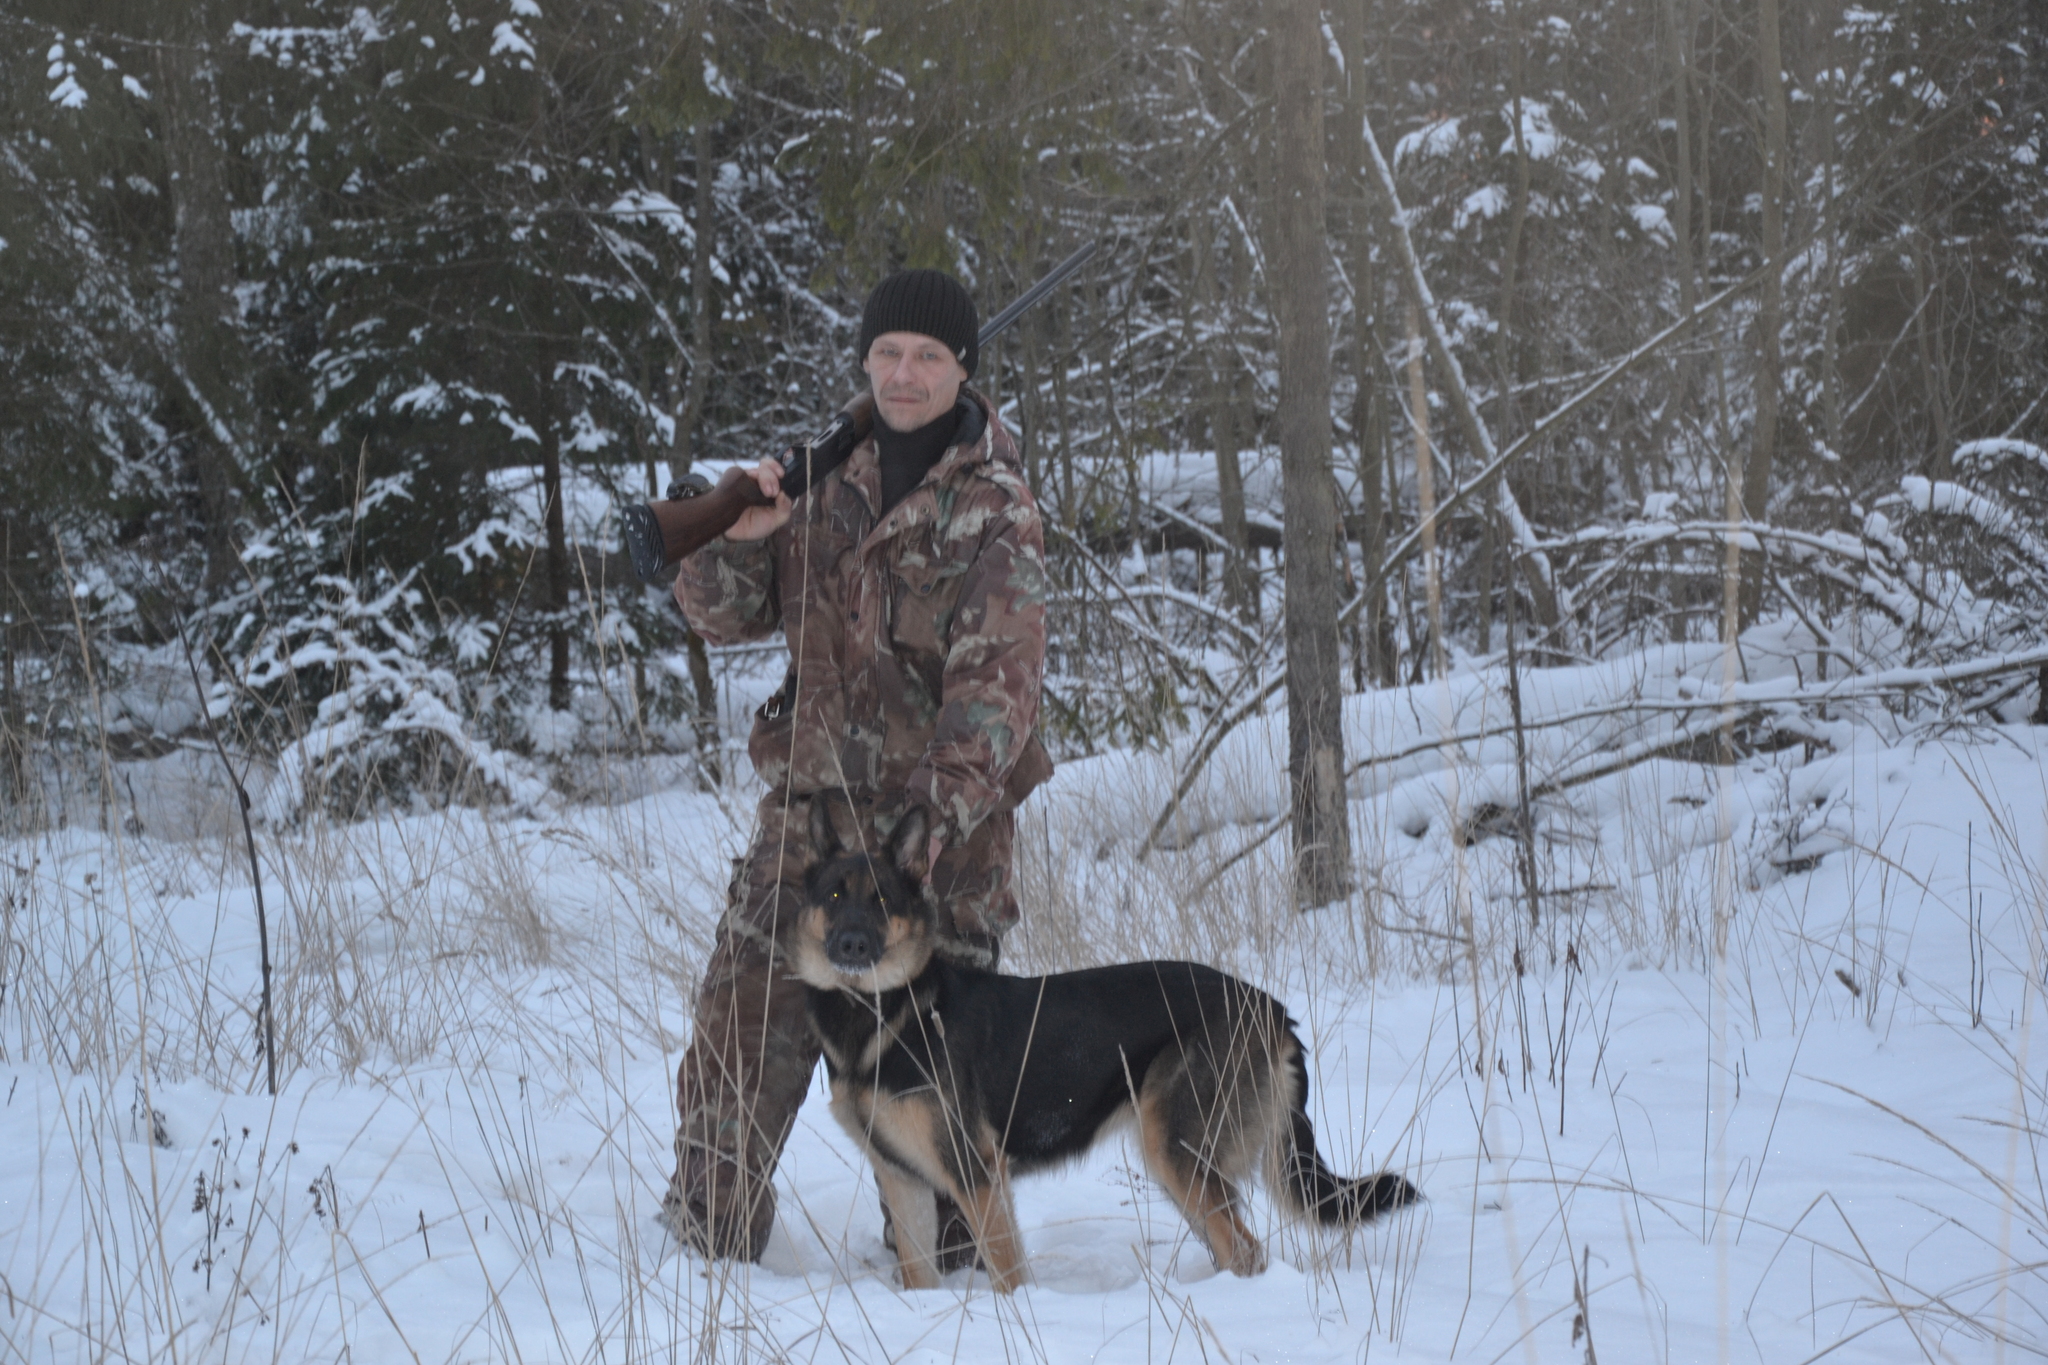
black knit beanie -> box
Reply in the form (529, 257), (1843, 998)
(858, 269), (979, 377)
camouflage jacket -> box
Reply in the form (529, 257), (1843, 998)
(674, 389), (1052, 846)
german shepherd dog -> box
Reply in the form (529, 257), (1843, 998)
(790, 802), (1418, 1292)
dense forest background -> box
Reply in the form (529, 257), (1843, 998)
(2, 0), (2044, 825)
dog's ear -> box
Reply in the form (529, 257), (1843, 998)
(809, 795), (842, 860)
(891, 805), (931, 881)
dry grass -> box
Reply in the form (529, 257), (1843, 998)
(5, 700), (2048, 1362)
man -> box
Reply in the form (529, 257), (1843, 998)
(663, 268), (1052, 1262)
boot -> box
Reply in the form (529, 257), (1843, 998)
(661, 1145), (775, 1262)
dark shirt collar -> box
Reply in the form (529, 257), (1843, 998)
(876, 402), (962, 516)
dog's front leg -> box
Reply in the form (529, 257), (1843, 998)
(957, 1155), (1027, 1294)
(872, 1160), (942, 1289)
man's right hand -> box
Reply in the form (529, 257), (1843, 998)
(724, 459), (795, 542)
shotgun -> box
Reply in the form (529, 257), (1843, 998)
(621, 240), (1098, 583)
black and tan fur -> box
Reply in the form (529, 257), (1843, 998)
(791, 801), (1418, 1292)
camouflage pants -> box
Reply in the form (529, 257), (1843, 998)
(664, 790), (1017, 1260)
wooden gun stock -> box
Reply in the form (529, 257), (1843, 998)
(622, 393), (874, 582)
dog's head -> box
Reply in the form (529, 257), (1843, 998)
(790, 800), (938, 994)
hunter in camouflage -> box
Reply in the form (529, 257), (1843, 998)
(663, 269), (1052, 1261)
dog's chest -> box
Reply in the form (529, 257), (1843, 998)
(811, 991), (934, 1078)
(819, 1022), (946, 1097)
(827, 1063), (963, 1185)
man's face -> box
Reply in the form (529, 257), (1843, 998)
(864, 331), (968, 433)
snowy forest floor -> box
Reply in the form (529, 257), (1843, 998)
(5, 646), (2048, 1363)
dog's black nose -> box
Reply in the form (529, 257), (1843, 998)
(829, 926), (879, 967)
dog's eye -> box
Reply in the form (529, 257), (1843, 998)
(829, 890), (841, 902)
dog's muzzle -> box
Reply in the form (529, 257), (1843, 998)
(827, 924), (881, 971)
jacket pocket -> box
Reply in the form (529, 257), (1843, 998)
(888, 555), (956, 665)
(888, 528), (972, 654)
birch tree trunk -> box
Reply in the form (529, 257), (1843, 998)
(1269, 0), (1354, 908)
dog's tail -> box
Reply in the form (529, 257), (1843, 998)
(1274, 1045), (1419, 1227)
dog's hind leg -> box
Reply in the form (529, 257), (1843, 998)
(871, 1160), (942, 1289)
(1137, 1050), (1267, 1277)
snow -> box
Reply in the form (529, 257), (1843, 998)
(1954, 437), (2048, 476)
(493, 408), (541, 444)
(392, 378), (447, 414)
(1393, 117), (1463, 167)
(1629, 203), (1674, 244)
(7, 646), (2048, 1361)
(490, 21), (536, 61)
(1457, 184), (1507, 229)
(485, 462), (625, 548)
(48, 60), (87, 109)
(1898, 475), (2048, 571)
(704, 59), (734, 101)
(607, 189), (693, 241)
(1840, 6), (1895, 33)
(1504, 102), (1562, 161)
(100, 643), (209, 740)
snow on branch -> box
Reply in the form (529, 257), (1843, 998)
(1897, 476), (2048, 577)
(1953, 438), (2048, 477)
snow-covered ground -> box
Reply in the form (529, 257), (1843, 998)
(5, 649), (2046, 1362)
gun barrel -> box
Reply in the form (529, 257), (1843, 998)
(976, 239), (1098, 348)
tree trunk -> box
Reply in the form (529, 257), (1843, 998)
(156, 14), (245, 589)
(1909, 235), (1951, 469)
(1268, 0), (1353, 909)
(1200, 230), (1258, 624)
(1666, 0), (1700, 322)
(1359, 105), (1565, 637)
(1055, 291), (1075, 525)
(1644, 0), (1700, 518)
(540, 356), (573, 712)
(666, 107), (723, 772)
(676, 112), (717, 482)
(1821, 85), (1843, 460)
(1484, 0), (1534, 655)
(1021, 308), (1040, 491)
(1739, 0), (1788, 625)
(1409, 304), (1448, 681)
(1335, 0), (1391, 685)
(0, 517), (17, 809)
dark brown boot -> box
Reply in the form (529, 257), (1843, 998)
(662, 1144), (775, 1262)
